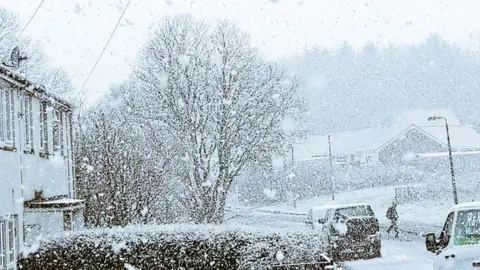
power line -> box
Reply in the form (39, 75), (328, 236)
(78, 0), (132, 93)
(21, 0), (46, 35)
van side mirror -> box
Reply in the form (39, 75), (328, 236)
(425, 232), (438, 253)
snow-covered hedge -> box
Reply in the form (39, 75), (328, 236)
(19, 224), (326, 270)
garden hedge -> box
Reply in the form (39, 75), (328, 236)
(19, 224), (326, 270)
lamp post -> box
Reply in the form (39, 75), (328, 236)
(428, 116), (458, 204)
(328, 135), (335, 200)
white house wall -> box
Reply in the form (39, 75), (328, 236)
(15, 94), (71, 200)
(23, 211), (63, 246)
(0, 150), (22, 217)
(0, 75), (75, 252)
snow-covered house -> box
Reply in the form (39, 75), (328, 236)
(293, 109), (480, 166)
(0, 65), (83, 267)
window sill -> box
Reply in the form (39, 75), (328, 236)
(0, 145), (17, 152)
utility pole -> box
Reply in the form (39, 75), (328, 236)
(328, 135), (334, 200)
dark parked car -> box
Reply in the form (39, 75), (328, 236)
(308, 203), (381, 260)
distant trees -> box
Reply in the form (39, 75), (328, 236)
(293, 34), (480, 134)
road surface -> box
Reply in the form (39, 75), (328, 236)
(227, 208), (436, 269)
(341, 239), (434, 269)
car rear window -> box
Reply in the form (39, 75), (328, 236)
(336, 205), (375, 217)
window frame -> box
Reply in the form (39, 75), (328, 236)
(440, 212), (455, 248)
(39, 101), (48, 156)
(0, 216), (18, 270)
(53, 109), (64, 155)
(0, 89), (4, 144)
(23, 93), (34, 152)
(1, 88), (16, 148)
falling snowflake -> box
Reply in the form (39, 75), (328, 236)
(111, 241), (127, 254)
(141, 207), (148, 216)
(275, 250), (284, 262)
(124, 263), (136, 270)
(179, 54), (190, 67)
(263, 188), (277, 199)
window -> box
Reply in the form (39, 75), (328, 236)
(0, 89), (15, 147)
(24, 94), (34, 150)
(0, 216), (18, 270)
(7, 221), (14, 264)
(454, 210), (480, 246)
(39, 102), (48, 153)
(0, 221), (5, 268)
(53, 109), (64, 154)
(0, 90), (4, 143)
(440, 212), (455, 248)
(366, 155), (373, 165)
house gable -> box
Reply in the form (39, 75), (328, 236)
(378, 126), (446, 164)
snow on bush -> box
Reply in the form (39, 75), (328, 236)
(19, 224), (326, 270)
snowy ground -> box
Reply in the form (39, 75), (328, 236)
(229, 185), (453, 234)
(226, 207), (436, 269)
(341, 240), (434, 270)
(225, 185), (463, 269)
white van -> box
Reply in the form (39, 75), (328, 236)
(425, 201), (480, 270)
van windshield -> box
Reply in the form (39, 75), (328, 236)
(454, 209), (480, 246)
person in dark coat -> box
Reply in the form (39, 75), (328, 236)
(386, 201), (399, 238)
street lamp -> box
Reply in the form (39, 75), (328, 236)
(427, 116), (458, 204)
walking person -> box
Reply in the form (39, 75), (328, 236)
(386, 201), (399, 238)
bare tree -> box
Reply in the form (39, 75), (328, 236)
(131, 15), (301, 223)
(75, 84), (179, 227)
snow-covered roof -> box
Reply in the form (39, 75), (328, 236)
(25, 198), (85, 210)
(293, 127), (404, 160)
(32, 199), (85, 205)
(293, 109), (480, 161)
(420, 125), (480, 150)
(0, 65), (72, 109)
(449, 201), (480, 212)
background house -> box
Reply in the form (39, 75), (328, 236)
(0, 65), (83, 266)
(292, 109), (480, 167)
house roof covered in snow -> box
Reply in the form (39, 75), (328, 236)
(293, 126), (407, 160)
(294, 109), (480, 161)
(0, 64), (72, 110)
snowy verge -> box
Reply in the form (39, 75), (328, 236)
(19, 223), (327, 270)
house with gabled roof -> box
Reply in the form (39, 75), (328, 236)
(0, 64), (84, 269)
(292, 109), (480, 167)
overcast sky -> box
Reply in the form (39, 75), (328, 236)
(3, 0), (480, 103)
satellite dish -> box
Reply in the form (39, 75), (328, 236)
(4, 46), (28, 69)
(10, 46), (20, 68)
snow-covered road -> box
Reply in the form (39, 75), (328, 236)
(226, 208), (435, 269)
(342, 240), (434, 270)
